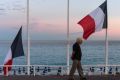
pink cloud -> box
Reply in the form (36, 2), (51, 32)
(29, 20), (67, 34)
(0, 17), (120, 40)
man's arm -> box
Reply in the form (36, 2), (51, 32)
(73, 44), (76, 53)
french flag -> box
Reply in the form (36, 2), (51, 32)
(78, 1), (107, 40)
(3, 27), (24, 76)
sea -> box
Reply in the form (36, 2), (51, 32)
(0, 40), (120, 66)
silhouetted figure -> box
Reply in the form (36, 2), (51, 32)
(22, 67), (26, 73)
(90, 67), (95, 73)
(36, 67), (40, 72)
(18, 68), (22, 75)
(48, 67), (51, 72)
(91, 67), (95, 73)
(0, 67), (2, 73)
(100, 67), (103, 75)
(115, 67), (119, 74)
(103, 67), (105, 73)
(108, 67), (112, 74)
(42, 67), (47, 75)
(13, 69), (16, 75)
(57, 67), (62, 76)
(90, 67), (92, 72)
(100, 67), (103, 71)
(25, 72), (28, 75)
(30, 66), (34, 75)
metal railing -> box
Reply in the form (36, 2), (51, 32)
(0, 65), (67, 76)
(0, 65), (120, 76)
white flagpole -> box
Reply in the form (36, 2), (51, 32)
(27, 0), (30, 75)
(67, 0), (70, 75)
(105, 29), (108, 74)
(105, 0), (108, 74)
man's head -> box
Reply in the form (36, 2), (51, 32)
(76, 37), (83, 44)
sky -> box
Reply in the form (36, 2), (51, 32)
(0, 0), (120, 41)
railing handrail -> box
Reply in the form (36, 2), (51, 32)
(1, 64), (120, 67)
(0, 64), (120, 76)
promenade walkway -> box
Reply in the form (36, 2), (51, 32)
(0, 75), (120, 80)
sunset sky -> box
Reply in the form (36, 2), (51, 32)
(0, 0), (120, 40)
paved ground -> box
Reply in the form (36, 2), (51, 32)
(0, 75), (120, 80)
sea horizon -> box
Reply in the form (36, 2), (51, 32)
(0, 40), (120, 65)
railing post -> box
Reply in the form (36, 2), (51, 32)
(34, 66), (35, 76)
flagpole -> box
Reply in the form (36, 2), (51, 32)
(105, 28), (108, 74)
(105, 0), (108, 74)
(27, 0), (30, 75)
(67, 0), (70, 75)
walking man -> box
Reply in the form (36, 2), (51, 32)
(68, 38), (87, 80)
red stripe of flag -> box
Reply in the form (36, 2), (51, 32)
(3, 59), (13, 76)
(78, 15), (95, 39)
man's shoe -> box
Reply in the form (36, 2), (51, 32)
(82, 77), (87, 80)
(68, 78), (75, 80)
(68, 76), (75, 80)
